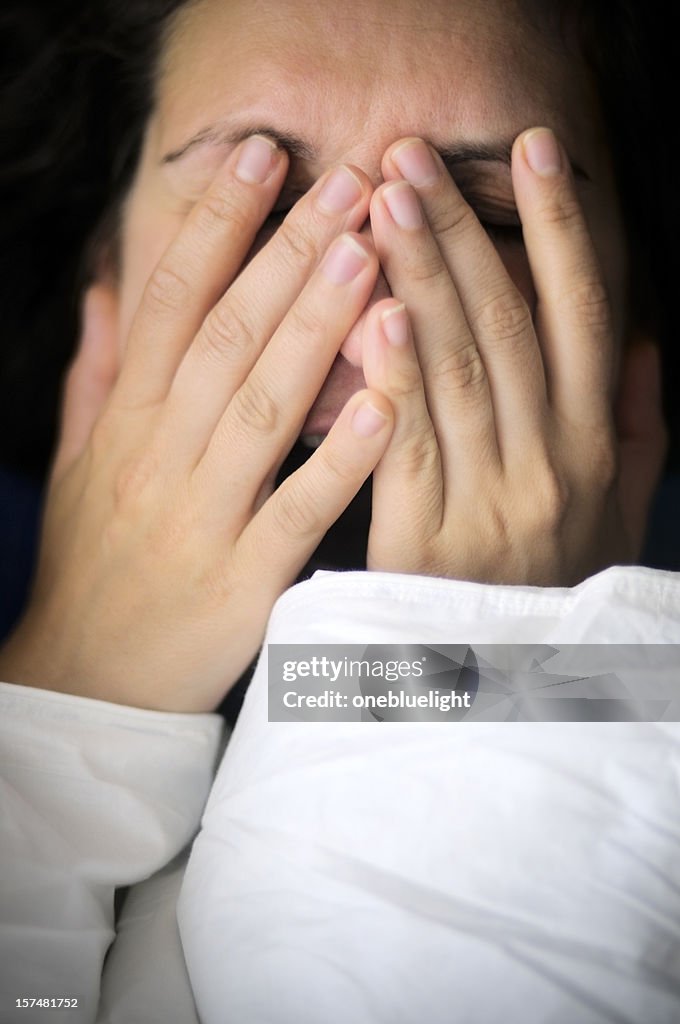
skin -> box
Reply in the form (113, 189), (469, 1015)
(0, 0), (666, 711)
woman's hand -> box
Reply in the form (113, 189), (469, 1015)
(0, 136), (393, 712)
(362, 129), (666, 585)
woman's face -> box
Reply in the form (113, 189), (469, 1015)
(118, 0), (627, 436)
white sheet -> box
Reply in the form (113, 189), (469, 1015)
(179, 567), (680, 1024)
(0, 683), (223, 1023)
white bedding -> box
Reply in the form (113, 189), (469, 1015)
(179, 568), (680, 1024)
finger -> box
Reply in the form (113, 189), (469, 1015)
(115, 134), (289, 408)
(380, 137), (547, 462)
(368, 179), (499, 479)
(615, 338), (668, 553)
(511, 127), (614, 429)
(238, 389), (393, 587)
(361, 298), (443, 538)
(51, 284), (119, 482)
(166, 164), (372, 461)
(193, 233), (379, 515)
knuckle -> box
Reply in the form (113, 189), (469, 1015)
(197, 186), (251, 235)
(88, 405), (138, 465)
(393, 429), (440, 479)
(199, 298), (255, 366)
(230, 377), (280, 438)
(386, 366), (423, 403)
(145, 264), (192, 318)
(315, 443), (359, 487)
(485, 500), (512, 551)
(405, 247), (451, 286)
(286, 299), (328, 347)
(541, 476), (568, 529)
(476, 291), (531, 345)
(272, 477), (322, 540)
(560, 278), (611, 332)
(529, 464), (569, 530)
(429, 195), (476, 240)
(538, 189), (583, 230)
(277, 219), (318, 267)
(435, 339), (487, 395)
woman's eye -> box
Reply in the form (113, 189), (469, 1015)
(264, 197), (524, 243)
(464, 193), (524, 246)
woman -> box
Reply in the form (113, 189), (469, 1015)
(1, 1), (678, 1021)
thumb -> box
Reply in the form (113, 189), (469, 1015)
(51, 283), (120, 482)
(615, 337), (668, 556)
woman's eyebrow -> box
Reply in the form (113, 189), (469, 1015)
(161, 124), (316, 163)
(160, 122), (589, 181)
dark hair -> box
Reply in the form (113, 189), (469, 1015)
(0, 0), (675, 478)
(0, 0), (187, 476)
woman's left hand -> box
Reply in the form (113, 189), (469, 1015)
(362, 129), (666, 586)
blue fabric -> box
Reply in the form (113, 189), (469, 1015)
(1, 465), (679, 646)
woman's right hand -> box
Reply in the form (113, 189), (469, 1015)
(0, 136), (393, 713)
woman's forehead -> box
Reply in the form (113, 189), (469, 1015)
(158, 0), (598, 173)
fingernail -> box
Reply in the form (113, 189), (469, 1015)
(381, 303), (409, 346)
(523, 128), (562, 177)
(235, 135), (280, 184)
(322, 235), (369, 285)
(352, 401), (389, 438)
(317, 165), (363, 213)
(382, 182), (423, 229)
(391, 139), (441, 187)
